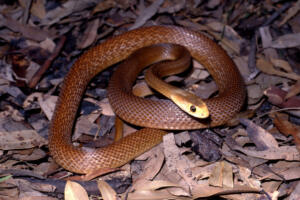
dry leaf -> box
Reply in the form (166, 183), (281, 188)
(279, 0), (300, 26)
(288, 181), (300, 200)
(238, 166), (261, 189)
(19, 0), (46, 19)
(274, 113), (300, 152)
(129, 0), (164, 30)
(240, 118), (278, 150)
(209, 161), (233, 188)
(163, 133), (196, 189)
(270, 58), (293, 73)
(132, 81), (154, 97)
(127, 189), (184, 200)
(97, 180), (117, 200)
(77, 18), (100, 49)
(286, 80), (300, 99)
(270, 32), (300, 48)
(64, 181), (89, 200)
(132, 145), (165, 191)
(232, 145), (300, 161)
(256, 58), (300, 80)
(134, 180), (182, 191)
(0, 16), (50, 41)
(264, 86), (300, 117)
(0, 120), (47, 150)
(38, 95), (58, 120)
(259, 26), (279, 59)
(99, 98), (115, 116)
(12, 148), (46, 161)
(93, 0), (117, 13)
(192, 184), (260, 198)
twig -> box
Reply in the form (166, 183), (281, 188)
(28, 35), (66, 88)
(256, 107), (300, 119)
(262, 2), (291, 27)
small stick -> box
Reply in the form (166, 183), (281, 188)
(28, 35), (66, 88)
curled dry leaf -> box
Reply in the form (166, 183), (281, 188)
(97, 180), (117, 200)
(64, 181), (89, 200)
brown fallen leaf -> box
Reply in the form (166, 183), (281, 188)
(259, 26), (279, 60)
(134, 180), (182, 192)
(288, 181), (300, 200)
(127, 189), (187, 200)
(264, 87), (300, 118)
(77, 18), (100, 49)
(93, 0), (117, 13)
(163, 133), (194, 195)
(273, 113), (300, 153)
(232, 145), (300, 161)
(132, 145), (165, 191)
(129, 0), (164, 30)
(97, 180), (117, 200)
(209, 161), (233, 188)
(19, 0), (46, 19)
(64, 181), (89, 200)
(256, 58), (300, 80)
(240, 118), (278, 150)
(270, 32), (300, 48)
(285, 80), (300, 99)
(279, 0), (300, 26)
(0, 119), (47, 150)
(132, 81), (154, 97)
(192, 184), (260, 198)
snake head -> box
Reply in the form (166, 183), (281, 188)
(170, 90), (209, 119)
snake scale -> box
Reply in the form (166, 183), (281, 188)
(49, 26), (246, 174)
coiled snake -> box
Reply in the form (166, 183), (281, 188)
(49, 26), (246, 175)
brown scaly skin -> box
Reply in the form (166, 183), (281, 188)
(49, 26), (246, 174)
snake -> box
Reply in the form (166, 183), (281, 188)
(49, 25), (246, 175)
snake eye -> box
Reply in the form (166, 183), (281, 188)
(190, 105), (196, 112)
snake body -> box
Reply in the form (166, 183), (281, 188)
(49, 26), (246, 174)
